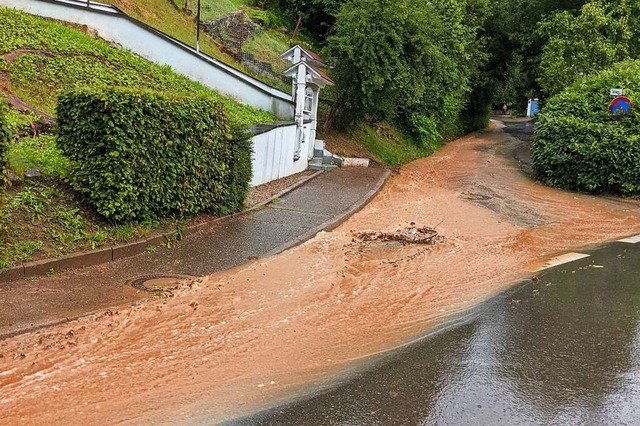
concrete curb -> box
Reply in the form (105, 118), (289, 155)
(264, 168), (392, 257)
(0, 171), (323, 285)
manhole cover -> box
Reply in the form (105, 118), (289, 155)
(460, 192), (492, 201)
(128, 274), (194, 292)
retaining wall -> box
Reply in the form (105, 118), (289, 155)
(251, 123), (311, 186)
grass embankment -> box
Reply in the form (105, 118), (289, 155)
(0, 8), (274, 127)
(107, 0), (291, 90)
(108, 0), (242, 63)
(0, 8), (275, 272)
(322, 123), (439, 166)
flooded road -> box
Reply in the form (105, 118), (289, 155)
(237, 241), (640, 425)
(1, 120), (640, 425)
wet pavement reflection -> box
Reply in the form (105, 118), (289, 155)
(233, 242), (640, 425)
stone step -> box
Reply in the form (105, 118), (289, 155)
(309, 157), (338, 171)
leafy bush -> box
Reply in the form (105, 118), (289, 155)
(0, 100), (12, 187)
(56, 87), (253, 222)
(532, 60), (640, 194)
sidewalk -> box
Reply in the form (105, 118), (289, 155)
(0, 167), (390, 337)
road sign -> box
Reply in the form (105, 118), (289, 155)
(609, 96), (633, 117)
(610, 88), (625, 96)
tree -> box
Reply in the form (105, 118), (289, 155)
(481, 0), (587, 108)
(270, 0), (346, 40)
(537, 1), (631, 96)
(327, 0), (489, 141)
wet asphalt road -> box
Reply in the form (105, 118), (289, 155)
(231, 241), (640, 425)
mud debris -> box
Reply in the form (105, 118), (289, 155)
(353, 225), (441, 245)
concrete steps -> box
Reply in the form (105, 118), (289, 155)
(309, 139), (342, 171)
(308, 139), (371, 170)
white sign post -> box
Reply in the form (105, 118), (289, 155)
(611, 88), (625, 96)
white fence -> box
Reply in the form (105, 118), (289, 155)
(251, 123), (312, 186)
(0, 0), (294, 119)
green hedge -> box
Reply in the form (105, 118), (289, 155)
(532, 60), (640, 195)
(0, 100), (11, 187)
(56, 87), (252, 222)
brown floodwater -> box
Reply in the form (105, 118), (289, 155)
(1, 121), (640, 425)
(235, 243), (640, 425)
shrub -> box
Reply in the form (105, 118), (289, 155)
(532, 60), (640, 194)
(56, 87), (252, 222)
(0, 100), (11, 187)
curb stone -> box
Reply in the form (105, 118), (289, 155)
(0, 171), (324, 285)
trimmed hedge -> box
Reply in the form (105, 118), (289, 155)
(56, 87), (252, 222)
(0, 100), (11, 187)
(532, 60), (640, 195)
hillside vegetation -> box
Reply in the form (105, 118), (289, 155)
(0, 7), (274, 128)
(0, 7), (273, 272)
(98, 0), (441, 163)
(108, 0), (292, 90)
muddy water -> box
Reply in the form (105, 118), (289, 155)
(239, 242), (640, 425)
(1, 121), (640, 425)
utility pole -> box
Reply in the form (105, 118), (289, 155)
(196, 0), (201, 53)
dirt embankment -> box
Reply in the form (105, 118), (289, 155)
(1, 49), (55, 133)
(1, 121), (639, 425)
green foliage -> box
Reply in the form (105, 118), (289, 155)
(351, 123), (438, 166)
(269, 0), (345, 39)
(0, 7), (275, 128)
(538, 1), (631, 96)
(56, 87), (253, 222)
(532, 60), (640, 194)
(328, 0), (489, 141)
(0, 180), (169, 271)
(482, 0), (587, 108)
(8, 135), (71, 178)
(0, 101), (11, 187)
(3, 109), (40, 137)
(406, 114), (441, 149)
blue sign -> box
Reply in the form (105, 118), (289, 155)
(609, 96), (633, 117)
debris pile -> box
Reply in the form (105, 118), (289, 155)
(353, 224), (440, 245)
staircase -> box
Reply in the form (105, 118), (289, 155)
(309, 140), (342, 171)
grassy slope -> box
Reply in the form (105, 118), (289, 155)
(106, 0), (290, 90)
(0, 8), (275, 128)
(109, 0), (238, 63)
(0, 8), (275, 271)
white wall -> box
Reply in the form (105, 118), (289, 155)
(0, 0), (294, 119)
(251, 124), (308, 186)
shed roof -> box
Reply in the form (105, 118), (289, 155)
(283, 61), (334, 86)
(280, 45), (328, 67)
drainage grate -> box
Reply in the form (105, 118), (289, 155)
(128, 274), (194, 292)
(460, 192), (492, 201)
